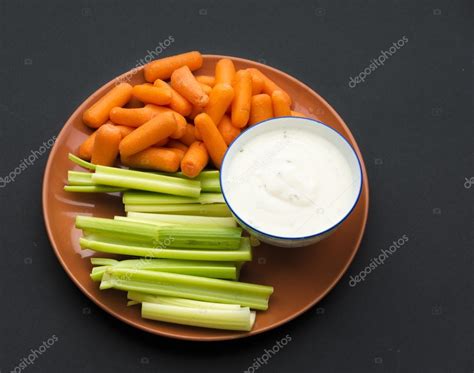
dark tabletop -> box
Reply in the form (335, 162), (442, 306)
(1, 1), (472, 372)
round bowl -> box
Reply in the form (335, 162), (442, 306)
(220, 117), (363, 248)
(42, 54), (369, 341)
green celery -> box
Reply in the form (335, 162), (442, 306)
(126, 212), (237, 228)
(100, 267), (273, 310)
(91, 258), (119, 266)
(68, 153), (96, 171)
(124, 203), (231, 216)
(122, 191), (224, 205)
(79, 237), (252, 261)
(68, 171), (94, 186)
(114, 216), (175, 227)
(141, 302), (255, 331)
(64, 185), (126, 193)
(127, 292), (242, 309)
(92, 165), (201, 198)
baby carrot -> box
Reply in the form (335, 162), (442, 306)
(205, 83), (235, 126)
(231, 70), (252, 128)
(196, 75), (215, 87)
(78, 131), (97, 161)
(179, 124), (197, 146)
(188, 105), (204, 120)
(215, 59), (235, 86)
(272, 90), (291, 117)
(194, 126), (202, 140)
(132, 84), (172, 106)
(119, 112), (177, 157)
(171, 66), (209, 107)
(181, 141), (209, 178)
(109, 104), (161, 127)
(198, 82), (213, 96)
(91, 124), (122, 166)
(249, 94), (273, 125)
(247, 68), (292, 106)
(154, 79), (192, 117)
(247, 68), (264, 95)
(167, 148), (186, 162)
(217, 115), (241, 145)
(114, 125), (135, 138)
(154, 138), (169, 147)
(169, 117), (187, 139)
(83, 83), (132, 128)
(121, 147), (181, 173)
(167, 139), (189, 152)
(144, 51), (203, 82)
(145, 105), (187, 139)
(194, 113), (228, 168)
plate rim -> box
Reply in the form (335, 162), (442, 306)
(42, 54), (370, 341)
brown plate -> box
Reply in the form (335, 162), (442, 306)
(42, 55), (369, 341)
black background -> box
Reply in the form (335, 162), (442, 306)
(1, 1), (472, 372)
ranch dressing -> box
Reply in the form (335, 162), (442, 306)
(223, 127), (358, 238)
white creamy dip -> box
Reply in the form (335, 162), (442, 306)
(221, 119), (361, 238)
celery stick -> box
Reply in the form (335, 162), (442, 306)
(91, 258), (119, 266)
(100, 268), (273, 310)
(68, 153), (96, 171)
(141, 302), (255, 331)
(114, 216), (175, 227)
(123, 191), (224, 205)
(68, 171), (94, 186)
(80, 237), (252, 261)
(156, 226), (242, 250)
(125, 203), (231, 217)
(89, 258), (238, 281)
(196, 171), (221, 193)
(127, 212), (237, 228)
(127, 292), (242, 309)
(92, 165), (200, 198)
(64, 185), (126, 193)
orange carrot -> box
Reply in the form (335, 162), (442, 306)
(167, 140), (189, 152)
(194, 126), (202, 140)
(247, 68), (264, 95)
(188, 105), (204, 120)
(205, 83), (235, 126)
(215, 59), (235, 86)
(91, 124), (122, 166)
(217, 115), (241, 145)
(114, 125), (135, 138)
(249, 94), (273, 125)
(169, 117), (186, 139)
(194, 113), (228, 168)
(154, 137), (169, 147)
(231, 70), (252, 128)
(181, 141), (209, 178)
(167, 147), (186, 162)
(198, 82), (213, 96)
(247, 68), (291, 106)
(171, 66), (209, 107)
(272, 90), (291, 117)
(143, 105), (187, 139)
(121, 147), (180, 173)
(144, 51), (203, 82)
(78, 131), (97, 161)
(83, 83), (132, 128)
(119, 112), (177, 157)
(109, 104), (161, 127)
(179, 124), (197, 146)
(196, 75), (215, 87)
(153, 79), (192, 116)
(132, 84), (172, 106)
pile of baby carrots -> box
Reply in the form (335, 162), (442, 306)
(78, 51), (302, 178)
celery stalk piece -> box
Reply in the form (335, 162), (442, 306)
(68, 153), (96, 171)
(64, 185), (126, 193)
(126, 212), (237, 228)
(100, 267), (273, 310)
(141, 302), (255, 331)
(77, 215), (243, 249)
(195, 171), (221, 193)
(127, 292), (242, 309)
(92, 165), (201, 198)
(114, 216), (176, 227)
(91, 258), (119, 266)
(89, 258), (238, 281)
(125, 203), (231, 217)
(80, 237), (252, 262)
(68, 171), (94, 186)
(122, 191), (224, 205)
